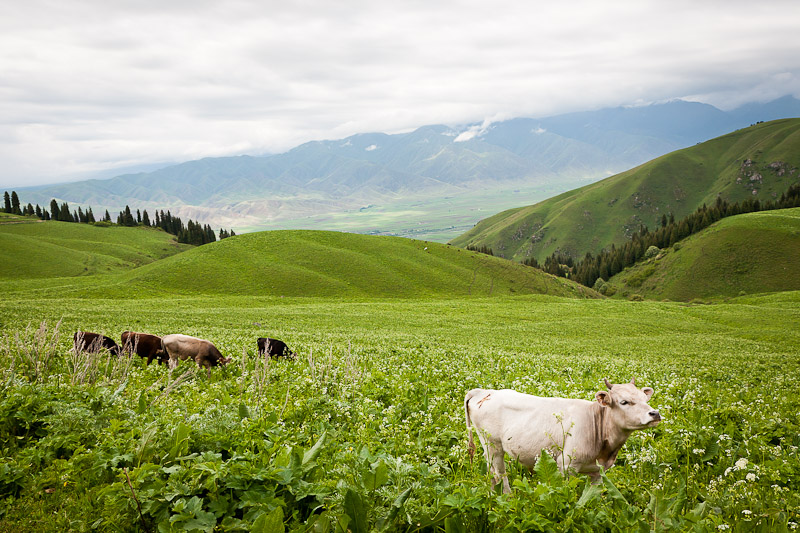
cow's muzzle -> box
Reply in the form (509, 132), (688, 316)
(649, 410), (662, 422)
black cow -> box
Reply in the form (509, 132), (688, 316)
(73, 331), (121, 356)
(257, 337), (296, 359)
(122, 331), (168, 365)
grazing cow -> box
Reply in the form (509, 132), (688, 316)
(121, 331), (168, 365)
(465, 378), (661, 492)
(257, 337), (296, 359)
(162, 334), (231, 375)
(73, 331), (121, 356)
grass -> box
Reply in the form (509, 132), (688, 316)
(606, 207), (800, 301)
(452, 118), (800, 262)
(0, 218), (191, 280)
(0, 293), (798, 530)
(0, 229), (597, 300)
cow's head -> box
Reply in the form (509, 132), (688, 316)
(596, 378), (661, 430)
(220, 356), (232, 366)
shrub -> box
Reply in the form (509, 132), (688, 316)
(644, 245), (660, 259)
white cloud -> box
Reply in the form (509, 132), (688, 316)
(365, 144), (378, 151)
(1, 0), (800, 186)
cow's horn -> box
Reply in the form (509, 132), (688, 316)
(630, 377), (636, 385)
(604, 378), (613, 390)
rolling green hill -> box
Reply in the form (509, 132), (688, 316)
(0, 217), (191, 280)
(114, 230), (596, 298)
(451, 118), (800, 263)
(603, 207), (800, 301)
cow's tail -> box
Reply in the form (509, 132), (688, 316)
(464, 389), (481, 462)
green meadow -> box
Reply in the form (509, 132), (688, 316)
(1, 218), (799, 531)
(606, 208), (800, 301)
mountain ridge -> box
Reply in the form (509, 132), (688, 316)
(450, 118), (800, 262)
(17, 96), (800, 234)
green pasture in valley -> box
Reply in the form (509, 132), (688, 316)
(0, 217), (191, 280)
(1, 292), (799, 531)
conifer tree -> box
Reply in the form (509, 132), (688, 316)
(3, 191), (10, 213)
(50, 199), (59, 220)
(11, 191), (21, 215)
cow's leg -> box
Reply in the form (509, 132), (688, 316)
(484, 441), (511, 494)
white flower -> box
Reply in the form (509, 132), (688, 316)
(734, 458), (748, 470)
(717, 525), (730, 531)
(742, 510), (752, 516)
(693, 448), (705, 455)
(746, 473), (758, 482)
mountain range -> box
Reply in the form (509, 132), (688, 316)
(18, 96), (800, 236)
(451, 118), (800, 262)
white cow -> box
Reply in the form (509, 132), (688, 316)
(465, 378), (661, 492)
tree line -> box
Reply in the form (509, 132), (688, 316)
(2, 190), (235, 246)
(527, 183), (800, 288)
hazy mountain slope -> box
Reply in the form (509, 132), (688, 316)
(451, 118), (800, 262)
(19, 97), (799, 232)
(604, 208), (800, 301)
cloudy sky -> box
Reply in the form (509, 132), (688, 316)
(2, 0), (799, 188)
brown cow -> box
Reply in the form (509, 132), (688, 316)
(73, 331), (121, 356)
(162, 334), (231, 375)
(257, 337), (296, 359)
(121, 331), (168, 365)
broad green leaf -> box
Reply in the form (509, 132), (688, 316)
(302, 431), (327, 470)
(362, 460), (389, 491)
(343, 489), (368, 533)
(533, 449), (561, 485)
(252, 506), (284, 533)
(576, 483), (601, 508)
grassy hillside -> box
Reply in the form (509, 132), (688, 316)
(604, 207), (800, 301)
(451, 118), (800, 262)
(0, 217), (191, 279)
(112, 230), (596, 298)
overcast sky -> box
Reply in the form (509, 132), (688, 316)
(2, 0), (799, 188)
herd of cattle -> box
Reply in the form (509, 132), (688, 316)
(74, 331), (661, 488)
(73, 331), (295, 373)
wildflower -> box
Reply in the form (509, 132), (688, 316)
(746, 473), (757, 482)
(717, 526), (730, 531)
(692, 448), (705, 455)
(734, 458), (748, 470)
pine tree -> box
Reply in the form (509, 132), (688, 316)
(104, 210), (111, 222)
(50, 199), (59, 220)
(87, 207), (95, 223)
(35, 204), (42, 218)
(142, 209), (150, 226)
(136, 209), (141, 224)
(11, 191), (21, 215)
(3, 191), (10, 213)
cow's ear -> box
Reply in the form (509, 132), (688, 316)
(642, 387), (654, 399)
(596, 390), (612, 407)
